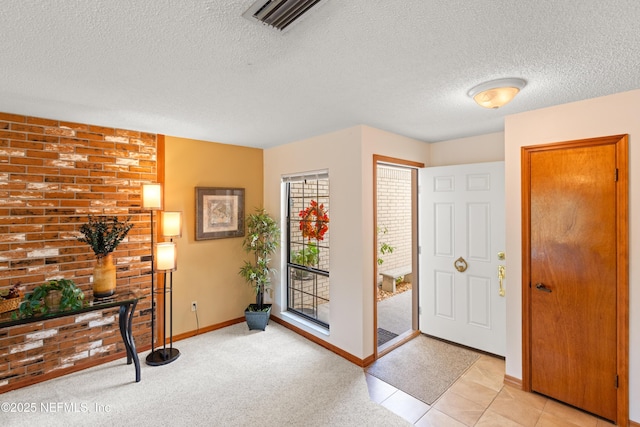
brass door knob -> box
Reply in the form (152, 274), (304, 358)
(454, 257), (468, 272)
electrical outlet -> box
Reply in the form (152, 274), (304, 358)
(191, 301), (197, 312)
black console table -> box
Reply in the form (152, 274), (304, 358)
(0, 290), (144, 383)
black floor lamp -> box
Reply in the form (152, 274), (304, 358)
(147, 211), (182, 365)
(141, 183), (162, 364)
(142, 183), (181, 366)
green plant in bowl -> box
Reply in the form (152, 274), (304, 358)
(291, 241), (319, 266)
(17, 279), (85, 318)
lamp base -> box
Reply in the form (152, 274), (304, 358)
(145, 347), (180, 366)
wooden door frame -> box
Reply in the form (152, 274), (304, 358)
(372, 155), (423, 360)
(521, 135), (629, 425)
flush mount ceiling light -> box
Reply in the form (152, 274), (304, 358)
(467, 78), (527, 109)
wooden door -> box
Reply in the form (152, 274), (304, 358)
(524, 136), (628, 423)
(419, 161), (506, 356)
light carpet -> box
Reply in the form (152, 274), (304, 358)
(366, 334), (480, 405)
(1, 322), (409, 427)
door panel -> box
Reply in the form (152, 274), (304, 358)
(468, 202), (490, 261)
(420, 161), (505, 356)
(435, 271), (454, 318)
(434, 203), (454, 257)
(468, 276), (490, 327)
(529, 144), (617, 421)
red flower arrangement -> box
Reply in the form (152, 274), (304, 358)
(299, 200), (329, 241)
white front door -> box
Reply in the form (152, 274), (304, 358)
(419, 161), (506, 356)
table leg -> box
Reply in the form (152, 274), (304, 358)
(118, 300), (141, 382)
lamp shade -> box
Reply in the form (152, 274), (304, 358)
(161, 211), (183, 238)
(467, 78), (526, 109)
(142, 183), (163, 210)
(155, 242), (177, 272)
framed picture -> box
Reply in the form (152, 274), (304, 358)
(195, 187), (245, 240)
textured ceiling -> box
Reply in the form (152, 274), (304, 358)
(1, 1), (640, 148)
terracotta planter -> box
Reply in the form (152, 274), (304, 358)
(93, 253), (116, 298)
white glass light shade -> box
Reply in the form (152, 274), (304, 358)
(467, 78), (526, 109)
(161, 211), (183, 238)
(142, 183), (163, 210)
(155, 242), (177, 272)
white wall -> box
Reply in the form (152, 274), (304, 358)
(504, 89), (640, 423)
(264, 125), (430, 359)
(429, 132), (505, 166)
(264, 126), (365, 357)
(361, 125), (431, 354)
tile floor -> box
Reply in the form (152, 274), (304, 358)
(366, 354), (616, 426)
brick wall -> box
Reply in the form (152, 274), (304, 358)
(377, 165), (412, 278)
(0, 112), (157, 391)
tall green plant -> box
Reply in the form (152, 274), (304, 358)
(239, 208), (280, 310)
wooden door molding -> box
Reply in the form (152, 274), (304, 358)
(372, 155), (423, 360)
(521, 135), (629, 425)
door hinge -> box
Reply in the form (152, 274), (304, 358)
(615, 375), (619, 388)
(419, 306), (422, 315)
(615, 168), (619, 182)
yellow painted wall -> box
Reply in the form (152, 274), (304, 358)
(164, 136), (264, 335)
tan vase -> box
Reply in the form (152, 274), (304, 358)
(93, 253), (116, 298)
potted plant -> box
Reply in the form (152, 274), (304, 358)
(239, 208), (280, 330)
(16, 279), (85, 318)
(77, 215), (133, 298)
(290, 241), (319, 279)
(291, 241), (319, 265)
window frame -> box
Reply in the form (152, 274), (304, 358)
(284, 172), (330, 328)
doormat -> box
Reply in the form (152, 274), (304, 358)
(367, 335), (480, 405)
(377, 328), (398, 346)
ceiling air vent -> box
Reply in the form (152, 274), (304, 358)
(242, 0), (326, 32)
